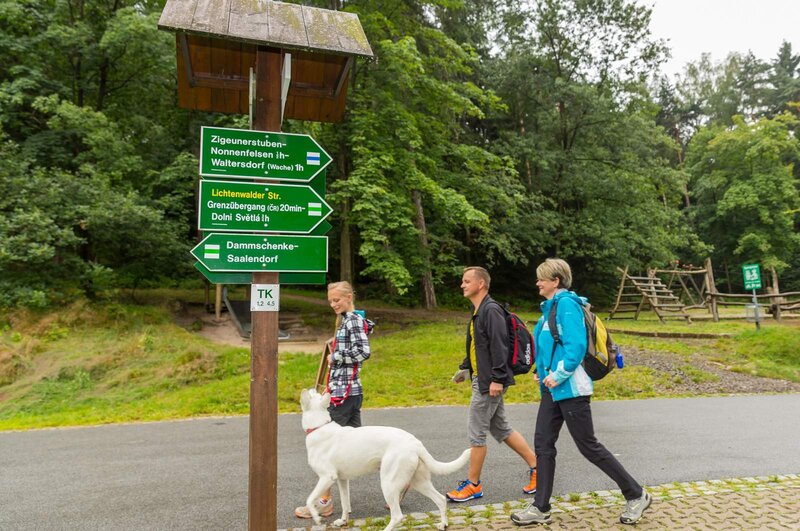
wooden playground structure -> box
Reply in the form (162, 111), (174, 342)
(609, 258), (800, 323)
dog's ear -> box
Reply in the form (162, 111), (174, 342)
(300, 389), (310, 409)
(321, 392), (331, 408)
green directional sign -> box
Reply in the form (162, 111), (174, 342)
(742, 264), (762, 290)
(200, 126), (332, 182)
(194, 220), (332, 285)
(191, 233), (328, 272)
(198, 180), (332, 233)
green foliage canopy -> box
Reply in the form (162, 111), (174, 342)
(686, 113), (800, 273)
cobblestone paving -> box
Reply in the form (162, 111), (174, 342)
(285, 474), (800, 531)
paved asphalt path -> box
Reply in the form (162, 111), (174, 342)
(2, 394), (799, 530)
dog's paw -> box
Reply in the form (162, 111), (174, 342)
(435, 522), (447, 531)
(333, 518), (347, 527)
(313, 516), (322, 526)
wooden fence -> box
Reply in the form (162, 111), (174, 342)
(707, 290), (800, 321)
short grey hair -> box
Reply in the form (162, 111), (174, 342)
(536, 258), (572, 289)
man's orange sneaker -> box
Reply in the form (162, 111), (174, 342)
(446, 479), (483, 502)
(523, 466), (537, 494)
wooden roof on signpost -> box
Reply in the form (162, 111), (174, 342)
(158, 0), (374, 122)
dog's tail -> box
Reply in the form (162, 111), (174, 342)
(418, 448), (471, 476)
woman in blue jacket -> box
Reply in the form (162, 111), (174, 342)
(511, 258), (652, 526)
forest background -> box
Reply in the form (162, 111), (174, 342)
(2, 0), (799, 309)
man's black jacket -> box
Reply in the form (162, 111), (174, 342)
(460, 294), (514, 393)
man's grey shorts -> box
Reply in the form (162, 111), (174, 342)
(468, 377), (513, 446)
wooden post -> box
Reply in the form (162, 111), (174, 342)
(609, 266), (628, 319)
(770, 266), (782, 321)
(676, 274), (697, 306)
(248, 46), (282, 531)
(705, 258), (719, 322)
(647, 268), (659, 309)
(215, 284), (223, 321)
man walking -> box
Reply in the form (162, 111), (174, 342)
(447, 266), (538, 502)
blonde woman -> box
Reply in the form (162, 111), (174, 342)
(294, 281), (374, 519)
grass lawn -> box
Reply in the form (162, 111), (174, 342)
(0, 293), (797, 430)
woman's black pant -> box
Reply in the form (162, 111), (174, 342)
(533, 390), (642, 512)
(328, 394), (362, 428)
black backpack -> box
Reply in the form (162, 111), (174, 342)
(496, 303), (534, 375)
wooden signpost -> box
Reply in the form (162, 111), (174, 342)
(158, 2), (372, 529)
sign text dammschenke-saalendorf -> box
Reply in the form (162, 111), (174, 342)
(190, 233), (328, 272)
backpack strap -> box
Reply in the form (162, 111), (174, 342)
(546, 299), (560, 373)
(489, 299), (508, 315)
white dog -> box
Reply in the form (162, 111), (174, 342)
(299, 389), (470, 531)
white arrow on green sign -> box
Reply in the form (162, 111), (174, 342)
(198, 180), (332, 234)
(191, 234), (328, 272)
(200, 126), (332, 182)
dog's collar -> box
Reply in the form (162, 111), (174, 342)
(305, 420), (333, 435)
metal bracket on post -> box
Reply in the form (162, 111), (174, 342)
(281, 53), (292, 125)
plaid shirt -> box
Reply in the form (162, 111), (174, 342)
(328, 312), (373, 399)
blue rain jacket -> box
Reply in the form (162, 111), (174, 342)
(533, 289), (593, 402)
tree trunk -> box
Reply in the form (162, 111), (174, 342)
(465, 228), (473, 266)
(519, 115), (532, 190)
(770, 266), (782, 321)
(412, 190), (436, 309)
(339, 197), (353, 284)
(68, 0), (86, 107)
(681, 182), (691, 209)
(673, 127), (691, 208)
(723, 260), (732, 293)
(704, 258), (719, 321)
(96, 57), (109, 111)
(95, 0), (121, 111)
(337, 129), (353, 284)
(75, 56), (84, 107)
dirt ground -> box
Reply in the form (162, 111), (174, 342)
(623, 345), (800, 394)
(173, 302), (329, 354)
